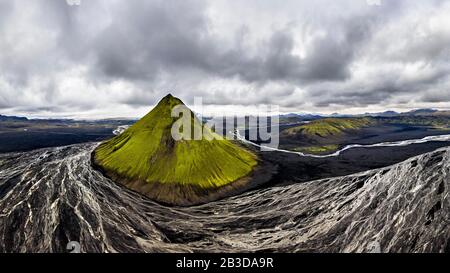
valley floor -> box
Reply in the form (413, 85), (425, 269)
(0, 143), (448, 252)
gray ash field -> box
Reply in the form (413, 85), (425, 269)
(0, 143), (448, 253)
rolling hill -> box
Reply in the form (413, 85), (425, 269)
(284, 117), (375, 138)
(280, 117), (376, 154)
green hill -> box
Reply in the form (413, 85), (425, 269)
(284, 117), (375, 138)
(92, 94), (258, 205)
(280, 117), (376, 155)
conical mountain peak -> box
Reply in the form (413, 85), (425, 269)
(154, 93), (184, 109)
(132, 94), (189, 130)
(92, 94), (258, 206)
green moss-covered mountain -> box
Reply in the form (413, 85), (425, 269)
(93, 94), (258, 205)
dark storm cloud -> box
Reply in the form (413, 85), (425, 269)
(0, 0), (449, 117)
(90, 0), (210, 80)
(91, 2), (373, 85)
(309, 61), (450, 108)
(0, 1), (12, 26)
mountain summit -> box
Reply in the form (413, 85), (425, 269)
(93, 94), (259, 205)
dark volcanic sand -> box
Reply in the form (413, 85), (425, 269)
(0, 143), (448, 252)
(1, 123), (449, 191)
(258, 141), (450, 187)
(240, 123), (450, 187)
(278, 123), (450, 149)
(0, 128), (115, 153)
(339, 124), (450, 145)
(0, 121), (449, 252)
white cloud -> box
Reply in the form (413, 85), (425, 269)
(0, 0), (449, 118)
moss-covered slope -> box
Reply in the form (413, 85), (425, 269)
(280, 117), (376, 155)
(284, 117), (375, 138)
(93, 94), (258, 205)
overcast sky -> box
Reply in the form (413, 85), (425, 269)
(0, 0), (450, 119)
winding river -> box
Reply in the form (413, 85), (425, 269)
(236, 130), (450, 158)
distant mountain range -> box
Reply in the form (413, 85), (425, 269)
(0, 114), (137, 124)
(2, 108), (449, 123)
(0, 114), (28, 122)
(363, 108), (445, 117)
(281, 108), (450, 119)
